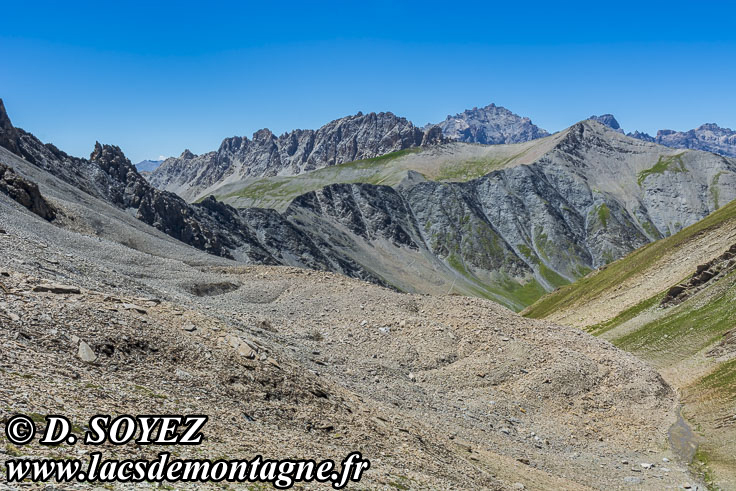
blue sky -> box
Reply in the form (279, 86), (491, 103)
(2, 1), (736, 163)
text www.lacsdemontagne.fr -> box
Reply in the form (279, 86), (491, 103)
(5, 451), (370, 489)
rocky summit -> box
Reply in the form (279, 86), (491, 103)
(428, 102), (550, 144)
(148, 111), (445, 201)
(589, 114), (623, 133)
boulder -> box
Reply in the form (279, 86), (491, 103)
(33, 283), (81, 294)
(78, 341), (97, 363)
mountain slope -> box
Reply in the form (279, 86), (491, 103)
(207, 135), (564, 211)
(428, 103), (549, 144)
(147, 111), (444, 201)
(0, 99), (389, 285)
(4, 97), (736, 311)
(215, 120), (736, 310)
(524, 200), (736, 488)
(0, 156), (705, 489)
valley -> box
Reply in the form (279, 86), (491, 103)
(2, 96), (735, 489)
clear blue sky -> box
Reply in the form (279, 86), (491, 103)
(2, 1), (736, 163)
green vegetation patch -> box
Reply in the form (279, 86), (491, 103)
(638, 153), (688, 186)
(612, 276), (736, 361)
(217, 148), (423, 207)
(695, 357), (736, 398)
(497, 276), (548, 309)
(433, 152), (522, 182)
(640, 219), (661, 239)
(539, 263), (570, 289)
(587, 292), (664, 336)
(596, 203), (610, 229)
(711, 171), (725, 209)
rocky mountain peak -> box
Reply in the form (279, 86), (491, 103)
(0, 98), (13, 130)
(698, 123), (725, 132)
(589, 114), (623, 132)
(180, 149), (196, 159)
(90, 142), (139, 183)
(429, 103), (549, 144)
(252, 128), (276, 142)
(0, 98), (21, 156)
(90, 141), (133, 166)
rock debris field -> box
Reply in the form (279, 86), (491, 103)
(0, 189), (704, 490)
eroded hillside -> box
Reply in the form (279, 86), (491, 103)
(525, 200), (736, 489)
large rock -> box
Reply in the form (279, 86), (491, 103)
(78, 341), (97, 363)
(0, 162), (56, 221)
(33, 283), (81, 294)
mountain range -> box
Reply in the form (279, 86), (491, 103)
(3, 98), (735, 310)
(148, 111), (445, 201)
(590, 113), (736, 157)
(2, 95), (734, 487)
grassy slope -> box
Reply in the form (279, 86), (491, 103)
(524, 199), (736, 490)
(524, 199), (736, 319)
(196, 148), (422, 208)
(205, 140), (545, 211)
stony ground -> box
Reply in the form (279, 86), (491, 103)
(0, 184), (706, 490)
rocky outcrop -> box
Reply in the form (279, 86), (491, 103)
(428, 103), (549, 144)
(662, 243), (736, 306)
(148, 111), (445, 199)
(0, 161), (56, 220)
(589, 114), (623, 133)
(0, 99), (21, 156)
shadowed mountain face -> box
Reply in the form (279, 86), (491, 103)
(281, 121), (736, 309)
(2, 98), (736, 310)
(0, 99), (386, 285)
(428, 103), (550, 145)
(589, 114), (623, 133)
